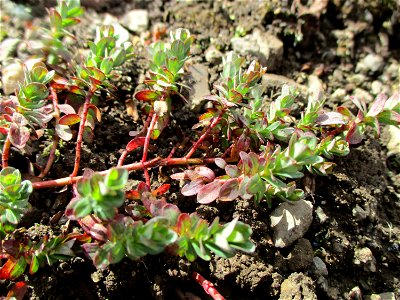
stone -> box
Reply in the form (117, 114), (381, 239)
(311, 257), (328, 277)
(231, 29), (283, 71)
(204, 45), (223, 65)
(270, 200), (313, 248)
(354, 247), (376, 272)
(262, 74), (308, 97)
(348, 74), (367, 86)
(187, 64), (211, 111)
(331, 88), (347, 102)
(315, 206), (328, 224)
(366, 292), (396, 300)
(353, 88), (374, 104)
(371, 80), (383, 96)
(120, 9), (149, 33)
(352, 204), (368, 221)
(356, 53), (385, 74)
(308, 75), (325, 100)
(386, 125), (400, 156)
(279, 273), (317, 300)
(102, 14), (130, 44)
(287, 238), (314, 271)
(0, 38), (20, 63)
(1, 61), (24, 95)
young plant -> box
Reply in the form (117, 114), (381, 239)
(0, 167), (32, 237)
(65, 169), (255, 269)
(38, 0), (84, 64)
(172, 53), (400, 206)
(1, 61), (55, 167)
(0, 233), (89, 280)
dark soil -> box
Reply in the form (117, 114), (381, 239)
(1, 0), (399, 299)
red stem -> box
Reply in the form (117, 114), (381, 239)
(185, 109), (225, 159)
(1, 136), (12, 168)
(117, 112), (154, 166)
(70, 88), (96, 177)
(39, 86), (60, 178)
(142, 112), (158, 187)
(192, 272), (225, 300)
(142, 113), (158, 163)
(32, 156), (237, 190)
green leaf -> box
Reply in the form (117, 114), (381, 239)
(104, 168), (128, 190)
(100, 57), (114, 75)
(29, 255), (40, 274)
(5, 209), (19, 224)
(22, 82), (49, 102)
(110, 47), (126, 67)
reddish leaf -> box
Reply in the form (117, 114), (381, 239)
(87, 104), (102, 122)
(58, 104), (76, 115)
(152, 184), (171, 197)
(182, 180), (205, 196)
(194, 166), (215, 181)
(125, 190), (141, 200)
(203, 95), (220, 102)
(78, 215), (107, 241)
(337, 106), (352, 117)
(6, 281), (28, 300)
(349, 96), (367, 113)
(176, 213), (191, 231)
(9, 124), (30, 149)
(225, 165), (240, 178)
(197, 180), (223, 204)
(135, 90), (160, 102)
(89, 76), (102, 87)
(219, 178), (240, 201)
(316, 112), (345, 125)
(51, 74), (69, 89)
(214, 158), (227, 169)
(367, 94), (387, 117)
(69, 85), (85, 95)
(170, 172), (186, 180)
(346, 122), (363, 144)
(0, 127), (8, 135)
(126, 136), (146, 152)
(58, 114), (80, 125)
(0, 257), (26, 280)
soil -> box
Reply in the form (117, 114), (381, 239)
(1, 0), (400, 299)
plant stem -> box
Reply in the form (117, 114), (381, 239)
(70, 88), (96, 177)
(39, 86), (60, 178)
(185, 109), (225, 159)
(32, 156), (237, 190)
(142, 112), (158, 187)
(1, 136), (12, 168)
(117, 112), (154, 166)
(192, 272), (225, 300)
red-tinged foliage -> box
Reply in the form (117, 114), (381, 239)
(126, 136), (146, 152)
(58, 113), (81, 125)
(0, 257), (26, 280)
(135, 90), (160, 102)
(152, 184), (171, 197)
(5, 281), (28, 300)
(197, 180), (224, 204)
(51, 74), (69, 90)
(367, 94), (386, 117)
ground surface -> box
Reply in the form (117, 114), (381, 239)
(1, 0), (400, 299)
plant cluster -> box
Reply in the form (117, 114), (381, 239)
(1, 0), (400, 298)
